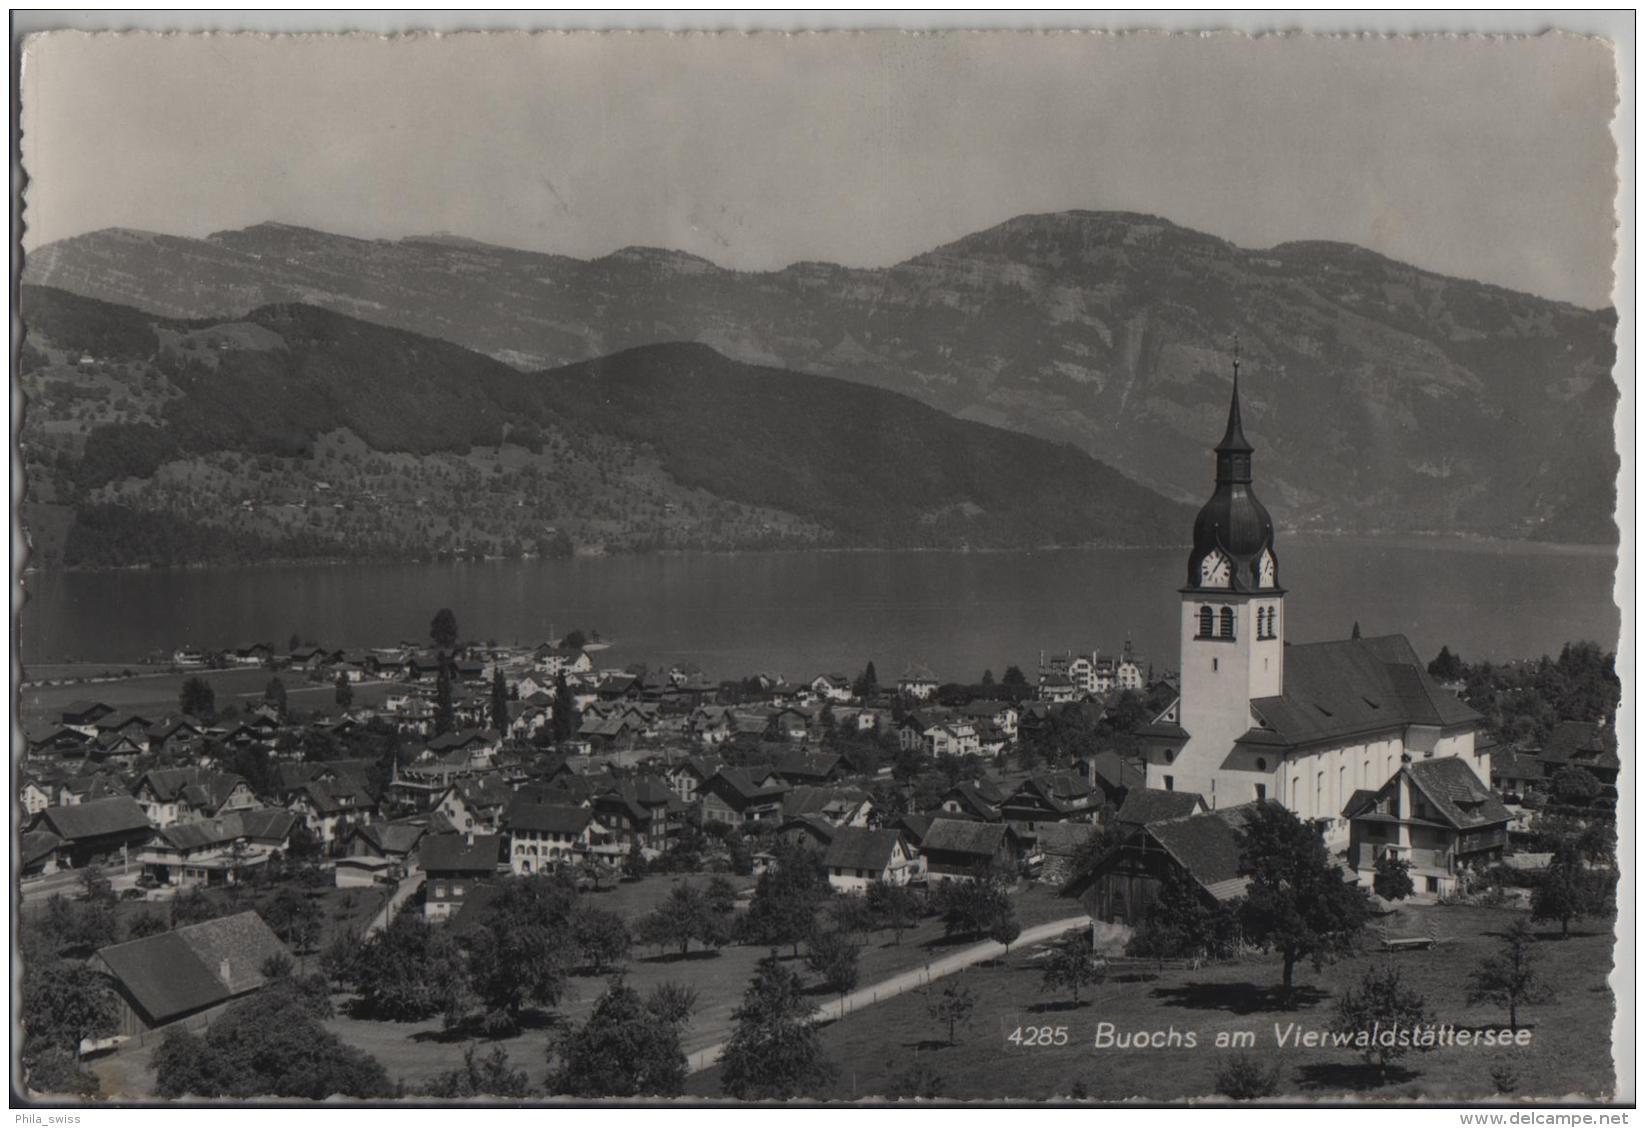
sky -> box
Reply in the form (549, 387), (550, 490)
(19, 30), (1621, 307)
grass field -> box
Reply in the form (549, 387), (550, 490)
(18, 667), (398, 727)
(685, 903), (1618, 1102)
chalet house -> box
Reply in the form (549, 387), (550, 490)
(435, 774), (513, 834)
(21, 830), (64, 878)
(939, 779), (1009, 822)
(899, 711), (981, 758)
(772, 750), (844, 787)
(146, 716), (207, 758)
(20, 778), (54, 817)
(687, 706), (736, 746)
(592, 778), (684, 854)
(1033, 821), (1099, 886)
(502, 801), (599, 874)
(959, 700), (1020, 741)
(580, 711), (646, 749)
(1535, 720), (1621, 801)
(729, 708), (777, 741)
(767, 707), (814, 743)
(782, 785), (872, 827)
(1086, 750), (1148, 808)
(139, 808), (298, 888)
(776, 813), (839, 851)
(810, 674), (854, 704)
(61, 699), (116, 734)
(92, 913), (291, 1036)
(345, 819), (429, 867)
(1343, 756), (1510, 898)
(506, 701), (551, 740)
(1037, 672), (1078, 704)
(1491, 750), (1547, 804)
(999, 773), (1102, 845)
(919, 818), (1019, 883)
(57, 771), (130, 808)
(535, 645), (593, 677)
(665, 756), (723, 803)
(1061, 805), (1257, 927)
(92, 712), (153, 756)
(824, 827), (919, 893)
(898, 663), (940, 701)
(30, 797), (154, 868)
(131, 768), (258, 827)
(699, 769), (788, 827)
(26, 724), (90, 759)
(831, 706), (882, 735)
(288, 776), (377, 847)
(1114, 788), (1208, 832)
(421, 832), (506, 921)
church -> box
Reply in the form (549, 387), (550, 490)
(1135, 357), (1494, 846)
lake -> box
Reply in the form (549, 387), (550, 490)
(17, 537), (1619, 682)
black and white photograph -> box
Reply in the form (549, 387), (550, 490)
(9, 15), (1631, 1109)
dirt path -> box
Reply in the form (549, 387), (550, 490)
(685, 915), (1089, 1073)
(366, 871), (425, 936)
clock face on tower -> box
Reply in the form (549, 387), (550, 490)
(1259, 549), (1276, 588)
(1199, 550), (1231, 588)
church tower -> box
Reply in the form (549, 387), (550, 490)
(1148, 348), (1286, 801)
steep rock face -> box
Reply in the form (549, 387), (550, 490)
(25, 211), (1618, 542)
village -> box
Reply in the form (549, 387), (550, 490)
(14, 604), (1621, 1100)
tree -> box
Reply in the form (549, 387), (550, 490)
(464, 874), (579, 1031)
(424, 1044), (532, 1099)
(1040, 931), (1102, 1008)
(806, 928), (861, 998)
(1372, 854), (1416, 902)
(180, 675), (216, 719)
(1214, 1054), (1281, 1100)
(125, 909), (169, 940)
(1531, 841), (1611, 938)
(1124, 864), (1236, 965)
(980, 668), (996, 688)
(264, 676), (288, 717)
(430, 607), (459, 651)
(1550, 765), (1602, 807)
(638, 882), (727, 957)
(153, 985), (392, 1099)
(561, 629), (587, 650)
(1002, 665), (1028, 688)
(43, 894), (117, 956)
(351, 909), (469, 1021)
(22, 1046), (100, 1097)
(78, 865), (115, 906)
(169, 886), (223, 928)
(263, 886), (322, 953)
(1236, 802), (1373, 994)
(1428, 645), (1464, 682)
(989, 909), (1022, 954)
(434, 665), (456, 736)
(21, 959), (117, 1054)
(719, 954), (836, 1100)
(334, 671), (354, 711)
(1332, 963), (1433, 1079)
(1351, 621), (1362, 639)
(740, 842), (829, 957)
(926, 980), (976, 1045)
(937, 868), (1013, 940)
(572, 906), (632, 975)
(319, 926), (362, 988)
(490, 667), (510, 733)
(549, 980), (688, 1097)
(866, 879), (920, 944)
(552, 669), (578, 744)
(645, 981), (699, 1027)
(886, 1062), (945, 1100)
(854, 661), (879, 698)
(1467, 918), (1551, 1033)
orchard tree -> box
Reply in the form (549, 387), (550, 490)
(1332, 964), (1433, 1080)
(549, 980), (689, 1097)
(1236, 802), (1373, 995)
(1467, 918), (1552, 1033)
(1125, 864), (1236, 964)
(1532, 842), (1612, 938)
(1372, 854), (1416, 902)
(1040, 932), (1103, 1007)
(1550, 766), (1602, 808)
(21, 959), (117, 1054)
(926, 980), (976, 1045)
(351, 909), (468, 1021)
(865, 879), (920, 944)
(423, 1044), (531, 1099)
(572, 906), (632, 975)
(740, 842), (829, 957)
(805, 928), (861, 999)
(719, 954), (836, 1100)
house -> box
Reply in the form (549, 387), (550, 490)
(287, 776), (377, 848)
(61, 699), (116, 732)
(919, 818), (1019, 883)
(999, 772), (1102, 844)
(823, 827), (919, 893)
(1034, 821), (1099, 886)
(810, 674), (854, 704)
(20, 778), (54, 817)
(21, 830), (64, 878)
(501, 801), (599, 874)
(1343, 756), (1510, 898)
(535, 645), (593, 677)
(665, 756), (724, 803)
(419, 832), (507, 921)
(699, 769), (789, 827)
(131, 768), (259, 827)
(1490, 750), (1547, 803)
(434, 774), (514, 834)
(899, 711), (981, 758)
(592, 778), (684, 855)
(898, 663), (940, 701)
(782, 785), (872, 827)
(939, 778), (1009, 822)
(138, 808), (298, 888)
(772, 750), (844, 787)
(1536, 720), (1621, 800)
(1037, 671), (1078, 704)
(57, 771), (130, 808)
(1086, 750), (1147, 807)
(959, 700), (1020, 741)
(775, 813), (840, 851)
(29, 796), (154, 868)
(345, 819), (430, 867)
(145, 716), (207, 757)
(1114, 788), (1209, 832)
(91, 912), (291, 1035)
(1061, 805), (1258, 927)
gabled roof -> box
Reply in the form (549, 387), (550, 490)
(1404, 757), (1510, 830)
(1540, 721), (1620, 771)
(823, 827), (905, 872)
(419, 832), (505, 873)
(920, 817), (1010, 857)
(21, 830), (62, 866)
(774, 750), (841, 779)
(706, 768), (788, 805)
(1088, 751), (1147, 795)
(1116, 788), (1208, 827)
(1250, 636), (1482, 748)
(502, 800), (594, 836)
(1035, 821), (1098, 857)
(783, 785), (869, 820)
(94, 911), (288, 1025)
(778, 813), (840, 845)
(1141, 804), (1259, 898)
(158, 808), (297, 851)
(34, 796), (152, 841)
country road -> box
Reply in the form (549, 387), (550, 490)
(685, 914), (1090, 1073)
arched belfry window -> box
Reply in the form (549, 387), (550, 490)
(1219, 607), (1235, 639)
(1198, 606), (1214, 638)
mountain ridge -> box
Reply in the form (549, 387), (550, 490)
(24, 210), (1619, 544)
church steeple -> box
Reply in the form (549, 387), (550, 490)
(1185, 338), (1278, 592)
(1215, 337), (1253, 483)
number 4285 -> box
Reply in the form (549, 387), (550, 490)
(1007, 1025), (1069, 1047)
